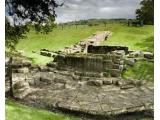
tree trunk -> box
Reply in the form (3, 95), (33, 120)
(9, 57), (13, 97)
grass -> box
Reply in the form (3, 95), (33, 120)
(16, 25), (104, 65)
(16, 24), (153, 65)
(5, 99), (80, 120)
(122, 61), (154, 81)
(102, 24), (154, 52)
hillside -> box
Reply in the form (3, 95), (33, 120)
(16, 24), (153, 65)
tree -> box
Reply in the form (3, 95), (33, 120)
(5, 0), (63, 97)
(5, 17), (29, 51)
(136, 0), (154, 25)
(5, 0), (63, 51)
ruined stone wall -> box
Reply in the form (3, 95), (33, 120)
(54, 52), (124, 77)
(87, 45), (129, 54)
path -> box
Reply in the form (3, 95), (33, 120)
(40, 31), (112, 57)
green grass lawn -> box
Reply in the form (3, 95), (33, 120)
(6, 99), (79, 120)
(16, 25), (105, 65)
(101, 24), (154, 52)
(122, 61), (154, 81)
(16, 24), (153, 65)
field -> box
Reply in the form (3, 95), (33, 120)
(16, 24), (153, 65)
(6, 99), (79, 120)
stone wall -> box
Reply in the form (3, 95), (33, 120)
(87, 45), (129, 54)
(53, 52), (125, 77)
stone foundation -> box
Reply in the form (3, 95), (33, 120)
(87, 45), (129, 54)
(5, 57), (153, 119)
(53, 52), (124, 77)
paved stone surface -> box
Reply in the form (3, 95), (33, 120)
(8, 70), (153, 117)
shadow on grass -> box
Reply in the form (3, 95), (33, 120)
(135, 36), (154, 52)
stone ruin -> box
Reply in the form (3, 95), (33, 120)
(87, 45), (129, 54)
(49, 52), (125, 77)
(5, 31), (154, 120)
(39, 31), (112, 57)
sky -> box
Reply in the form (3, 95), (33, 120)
(55, 0), (142, 23)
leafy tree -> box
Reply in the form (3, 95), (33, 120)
(5, 0), (62, 51)
(5, 17), (29, 51)
(136, 0), (154, 25)
(5, 0), (63, 97)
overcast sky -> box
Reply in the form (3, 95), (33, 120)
(55, 0), (142, 23)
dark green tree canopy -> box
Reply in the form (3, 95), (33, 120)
(5, 0), (61, 24)
(136, 0), (154, 25)
(5, 0), (62, 51)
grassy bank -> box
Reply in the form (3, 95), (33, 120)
(122, 61), (154, 81)
(102, 25), (153, 52)
(16, 24), (153, 65)
(6, 99), (79, 120)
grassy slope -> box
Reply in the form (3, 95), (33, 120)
(122, 61), (154, 81)
(102, 24), (154, 52)
(6, 99), (79, 120)
(16, 24), (154, 81)
(16, 24), (153, 65)
(16, 25), (104, 65)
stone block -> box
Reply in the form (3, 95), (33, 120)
(102, 79), (112, 85)
(13, 80), (31, 99)
(109, 69), (121, 77)
(143, 52), (154, 59)
(54, 77), (67, 84)
(47, 62), (57, 68)
(120, 84), (135, 89)
(124, 58), (135, 66)
(103, 72), (110, 77)
(129, 51), (144, 58)
(111, 50), (125, 56)
(87, 80), (103, 86)
(113, 59), (124, 65)
(103, 60), (113, 68)
(27, 78), (35, 86)
(17, 67), (29, 73)
(113, 64), (120, 69)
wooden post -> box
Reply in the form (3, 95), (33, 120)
(9, 57), (13, 97)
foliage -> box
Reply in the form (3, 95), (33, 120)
(5, 18), (29, 51)
(136, 0), (154, 25)
(6, 99), (80, 120)
(63, 19), (128, 26)
(5, 0), (58, 24)
(5, 0), (60, 51)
